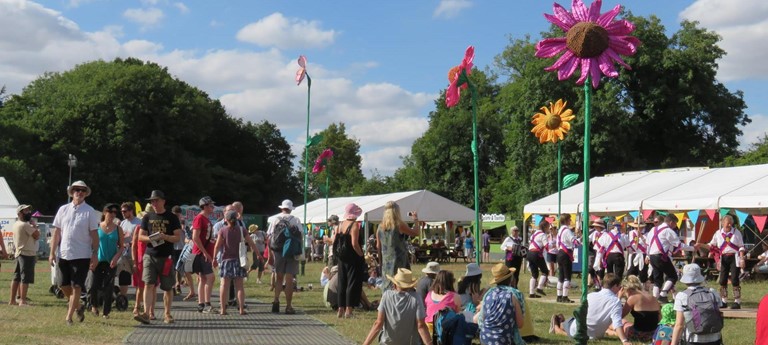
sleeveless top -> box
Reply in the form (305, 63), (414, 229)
(97, 225), (119, 263)
(631, 310), (660, 332)
(479, 285), (526, 345)
(378, 225), (410, 289)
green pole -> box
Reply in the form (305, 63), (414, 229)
(468, 75), (481, 264)
(325, 173), (329, 223)
(575, 76), (592, 345)
(301, 74), (312, 277)
(557, 141), (562, 221)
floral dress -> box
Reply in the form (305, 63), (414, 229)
(479, 285), (526, 345)
(378, 225), (410, 289)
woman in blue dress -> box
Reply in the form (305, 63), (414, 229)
(476, 263), (525, 345)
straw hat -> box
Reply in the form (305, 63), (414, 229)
(67, 180), (92, 197)
(591, 219), (606, 229)
(248, 224), (259, 233)
(491, 263), (516, 284)
(421, 262), (441, 274)
(680, 263), (705, 284)
(386, 268), (418, 289)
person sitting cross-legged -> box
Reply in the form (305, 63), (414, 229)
(362, 268), (432, 345)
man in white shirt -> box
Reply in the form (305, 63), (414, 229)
(49, 181), (100, 324)
(696, 215), (746, 309)
(556, 214), (576, 303)
(598, 222), (630, 280)
(626, 221), (648, 282)
(645, 214), (692, 302)
(589, 220), (607, 290)
(118, 202), (141, 297)
(550, 273), (632, 344)
(267, 199), (304, 314)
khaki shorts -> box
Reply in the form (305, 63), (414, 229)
(142, 255), (175, 291)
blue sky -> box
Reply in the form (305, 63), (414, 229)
(2, 0), (766, 176)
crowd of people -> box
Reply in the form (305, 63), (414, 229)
(3, 181), (765, 344)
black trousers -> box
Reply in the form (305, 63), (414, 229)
(719, 254), (740, 287)
(605, 252), (625, 279)
(337, 256), (364, 308)
(90, 262), (116, 316)
(526, 251), (549, 279)
(649, 254), (677, 289)
(556, 250), (573, 282)
(505, 256), (523, 288)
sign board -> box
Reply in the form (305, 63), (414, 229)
(482, 214), (506, 222)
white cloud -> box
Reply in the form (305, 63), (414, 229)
(236, 12), (337, 49)
(123, 7), (164, 30)
(173, 2), (189, 14)
(0, 2), (432, 177)
(680, 0), (768, 81)
(434, 0), (473, 19)
(739, 113), (768, 151)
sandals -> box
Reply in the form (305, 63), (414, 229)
(183, 294), (197, 301)
(285, 306), (296, 315)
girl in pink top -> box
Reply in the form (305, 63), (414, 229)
(425, 270), (460, 330)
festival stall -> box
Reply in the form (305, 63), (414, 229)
(0, 177), (20, 251)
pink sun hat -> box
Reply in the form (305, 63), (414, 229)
(344, 203), (362, 220)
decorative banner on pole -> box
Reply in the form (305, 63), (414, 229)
(642, 209), (654, 221)
(674, 212), (685, 229)
(686, 210), (700, 225)
(135, 201), (143, 214)
(719, 208), (731, 217)
(705, 209), (717, 221)
(629, 211), (639, 220)
(753, 215), (768, 232)
(734, 210), (749, 227)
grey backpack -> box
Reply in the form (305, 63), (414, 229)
(682, 287), (723, 337)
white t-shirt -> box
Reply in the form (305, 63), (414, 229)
(52, 202), (100, 260)
(568, 288), (623, 339)
(120, 217), (141, 257)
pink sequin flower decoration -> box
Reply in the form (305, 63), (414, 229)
(445, 46), (474, 108)
(312, 148), (334, 173)
(535, 0), (639, 88)
(296, 55), (308, 85)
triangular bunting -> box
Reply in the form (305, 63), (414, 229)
(533, 214), (543, 226)
(705, 209), (716, 221)
(629, 211), (639, 220)
(616, 214), (627, 222)
(753, 215), (768, 232)
(686, 210), (700, 225)
(524, 213), (531, 222)
(734, 210), (749, 227)
(590, 215), (600, 221)
(674, 212), (685, 229)
(719, 208), (730, 217)
(641, 209), (654, 221)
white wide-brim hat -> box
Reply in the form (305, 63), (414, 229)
(421, 261), (440, 274)
(680, 263), (705, 284)
(67, 180), (92, 197)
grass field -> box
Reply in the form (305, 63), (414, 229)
(0, 259), (759, 345)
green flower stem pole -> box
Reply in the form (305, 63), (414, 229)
(557, 141), (562, 220)
(325, 173), (329, 223)
(574, 76), (592, 345)
(301, 74), (312, 277)
(460, 70), (482, 264)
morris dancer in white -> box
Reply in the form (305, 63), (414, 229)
(556, 214), (577, 303)
(695, 215), (745, 309)
(645, 214), (692, 303)
(527, 220), (550, 298)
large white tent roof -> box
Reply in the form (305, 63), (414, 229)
(524, 164), (768, 215)
(270, 190), (475, 224)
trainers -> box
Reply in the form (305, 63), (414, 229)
(536, 288), (547, 296)
(271, 301), (280, 314)
(529, 294), (541, 299)
(731, 302), (741, 310)
(202, 304), (215, 314)
(133, 313), (151, 324)
(197, 303), (205, 313)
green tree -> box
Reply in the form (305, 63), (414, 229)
(721, 134), (768, 167)
(0, 58), (297, 213)
(300, 123), (365, 198)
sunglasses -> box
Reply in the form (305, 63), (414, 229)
(72, 188), (87, 193)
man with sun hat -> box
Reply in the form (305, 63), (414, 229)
(362, 268), (432, 345)
(50, 180), (101, 325)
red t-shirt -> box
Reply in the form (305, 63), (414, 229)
(757, 294), (768, 345)
(192, 214), (214, 256)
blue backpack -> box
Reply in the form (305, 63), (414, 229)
(432, 308), (470, 345)
(270, 217), (303, 257)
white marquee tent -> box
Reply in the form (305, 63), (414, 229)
(524, 164), (768, 216)
(0, 177), (20, 249)
(270, 190), (476, 225)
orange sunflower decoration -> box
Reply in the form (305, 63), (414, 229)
(531, 99), (574, 144)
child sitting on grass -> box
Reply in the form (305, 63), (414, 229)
(651, 303), (676, 345)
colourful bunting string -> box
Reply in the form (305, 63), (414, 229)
(719, 208), (730, 217)
(629, 211), (639, 220)
(673, 212), (685, 229)
(533, 214), (543, 226)
(753, 215), (767, 232)
(524, 213), (531, 222)
(734, 210), (749, 227)
(705, 209), (717, 221)
(686, 210), (700, 225)
(641, 209), (654, 221)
